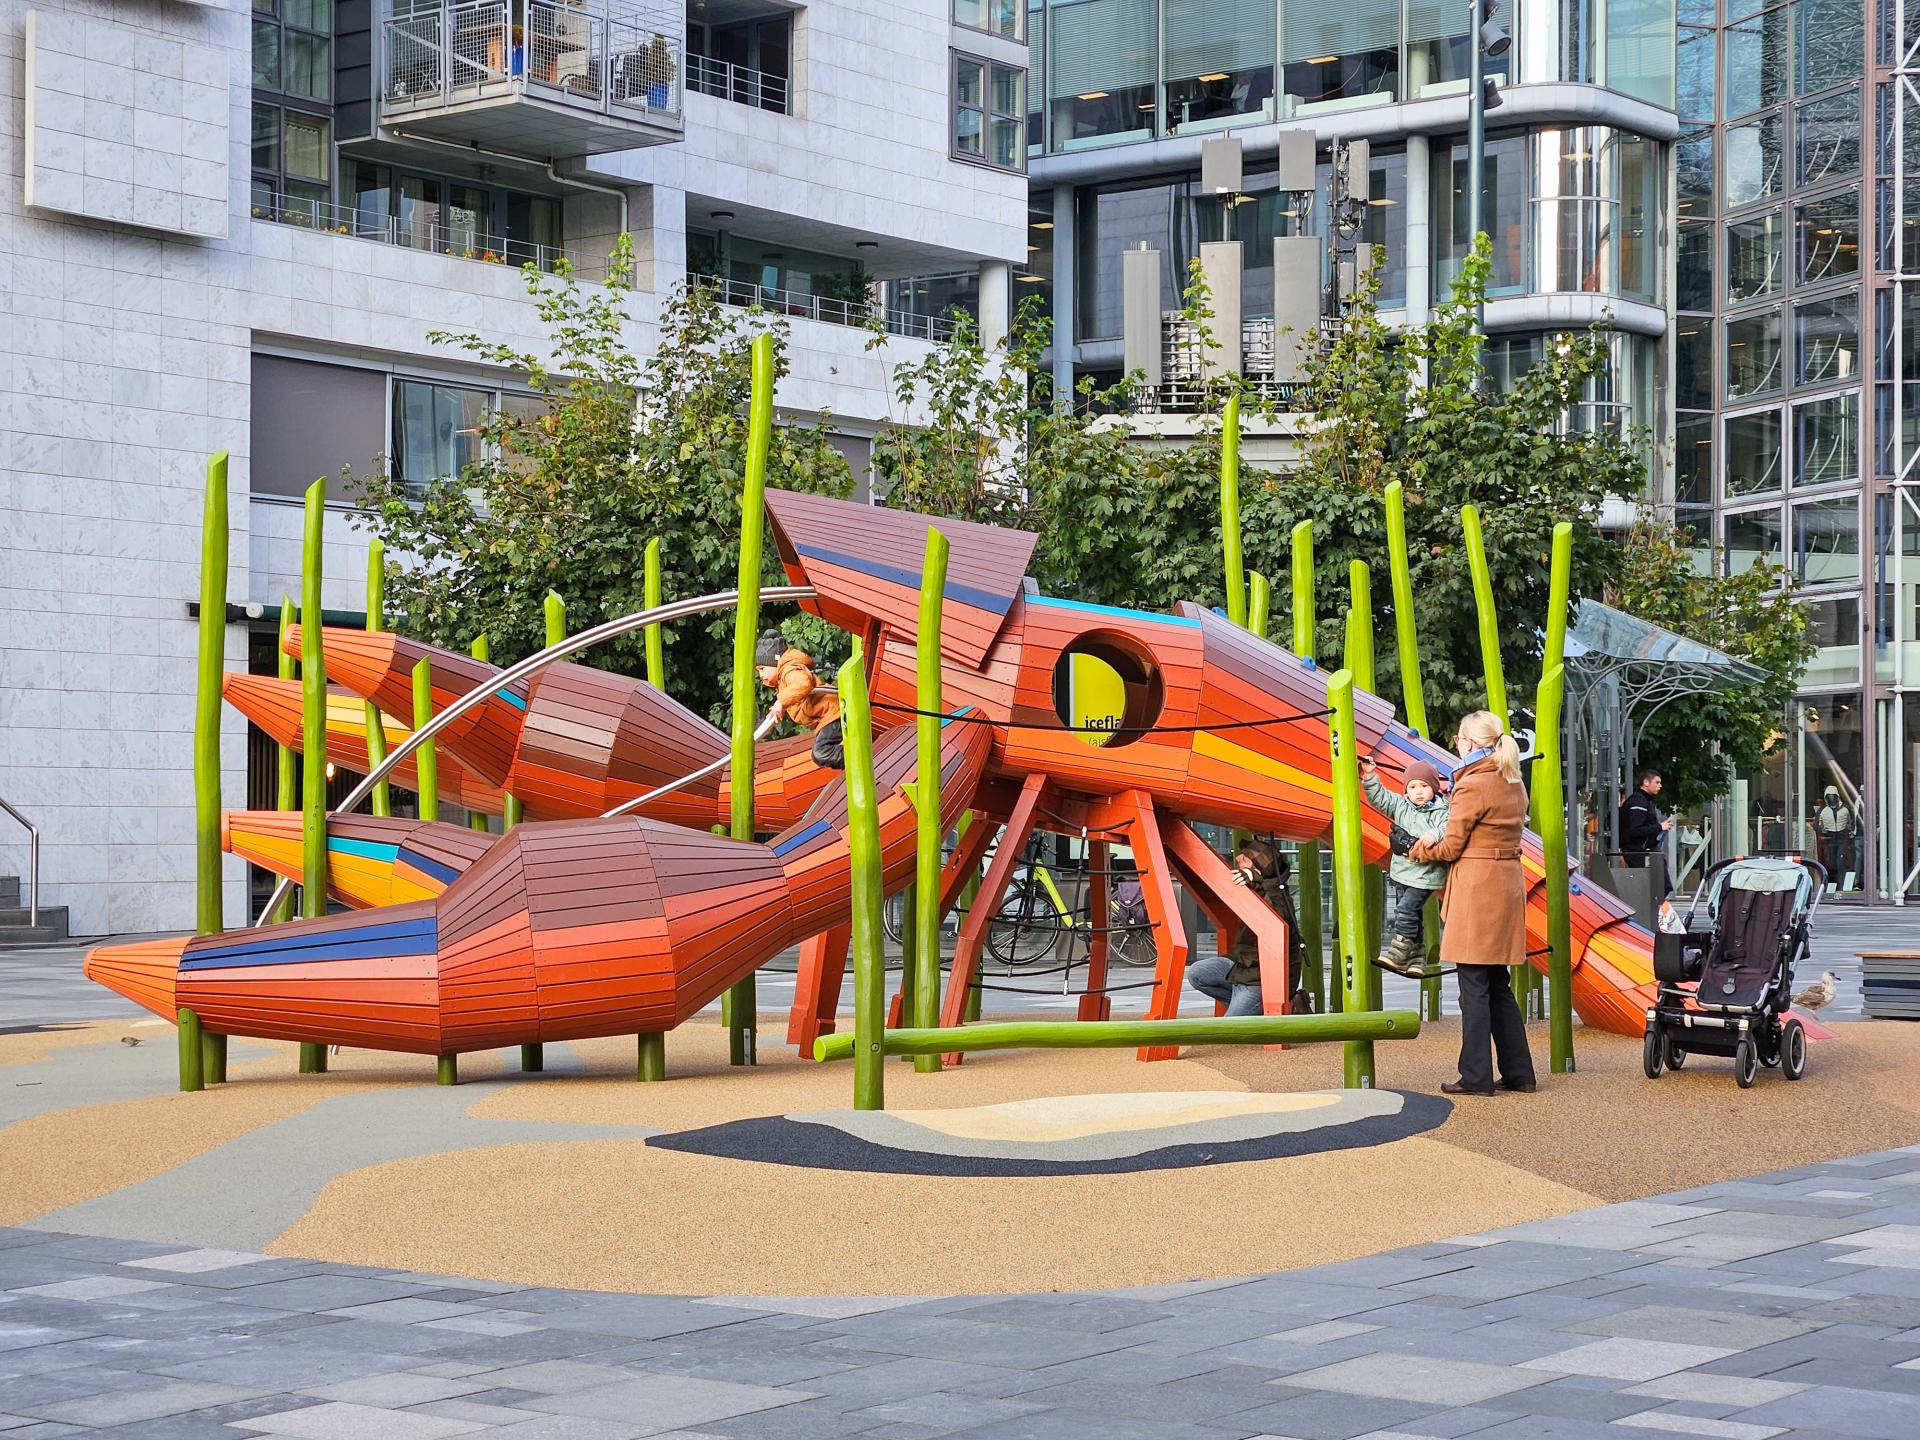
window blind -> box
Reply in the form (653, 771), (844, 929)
(1282, 0), (1401, 64)
(1048, 0), (1156, 97)
(1405, 0), (1508, 46)
(1164, 0), (1274, 79)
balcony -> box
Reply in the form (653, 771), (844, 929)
(692, 275), (958, 343)
(381, 0), (684, 159)
(686, 53), (788, 114)
(252, 194), (605, 282)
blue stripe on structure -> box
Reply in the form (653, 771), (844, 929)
(398, 848), (460, 884)
(1024, 595), (1202, 629)
(181, 920), (439, 971)
(187, 916), (437, 963)
(793, 542), (1012, 617)
(771, 819), (832, 857)
(329, 838), (400, 862)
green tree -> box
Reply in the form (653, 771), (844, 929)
(1608, 521), (1814, 813)
(353, 240), (852, 723)
(1256, 237), (1634, 740)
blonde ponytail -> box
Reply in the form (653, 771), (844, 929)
(1455, 709), (1522, 784)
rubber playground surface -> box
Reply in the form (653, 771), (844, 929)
(5, 1013), (1919, 1297)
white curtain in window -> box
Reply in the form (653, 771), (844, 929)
(1282, 0), (1401, 63)
(1163, 0), (1273, 79)
(1048, 0), (1156, 98)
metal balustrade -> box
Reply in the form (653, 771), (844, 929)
(690, 274), (957, 343)
(686, 53), (790, 113)
(250, 193), (592, 279)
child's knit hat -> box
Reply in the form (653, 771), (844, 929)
(1404, 759), (1442, 793)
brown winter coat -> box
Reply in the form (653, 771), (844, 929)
(1409, 756), (1529, 968)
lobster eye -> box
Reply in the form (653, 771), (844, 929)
(1051, 631), (1165, 749)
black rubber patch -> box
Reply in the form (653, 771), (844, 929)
(646, 1091), (1452, 1176)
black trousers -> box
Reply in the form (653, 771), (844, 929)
(1456, 964), (1535, 1092)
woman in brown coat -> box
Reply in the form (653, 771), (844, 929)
(1409, 709), (1537, 1096)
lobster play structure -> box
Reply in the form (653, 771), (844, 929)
(87, 482), (1670, 1090)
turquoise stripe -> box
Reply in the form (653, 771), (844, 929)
(496, 689), (527, 711)
(1025, 595), (1201, 629)
(329, 837), (400, 862)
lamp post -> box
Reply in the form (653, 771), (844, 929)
(1466, 0), (1510, 336)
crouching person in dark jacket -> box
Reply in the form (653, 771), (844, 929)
(1186, 839), (1312, 1016)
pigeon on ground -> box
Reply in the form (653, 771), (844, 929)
(119, 1036), (140, 1046)
(1791, 970), (1838, 1011)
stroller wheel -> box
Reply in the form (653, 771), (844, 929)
(1734, 1036), (1758, 1089)
(1662, 1033), (1686, 1071)
(1781, 1018), (1808, 1080)
(1642, 1027), (1664, 1079)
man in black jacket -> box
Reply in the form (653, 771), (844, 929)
(1618, 768), (1671, 892)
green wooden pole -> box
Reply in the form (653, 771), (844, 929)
(841, 653), (885, 1111)
(468, 634), (493, 834)
(636, 1032), (666, 1081)
(1347, 563), (1383, 1010)
(1460, 503), (1509, 730)
(365, 539), (392, 819)
(724, 331), (776, 1066)
(1539, 519), (1576, 1069)
(814, 1010), (1422, 1060)
(271, 596), (298, 924)
(1247, 570), (1270, 641)
(184, 453), (229, 1092)
(437, 1054), (458, 1085)
(1291, 521), (1326, 1012)
(1328, 670), (1375, 1088)
(1382, 483), (1428, 738)
(299, 478), (330, 1076)
(1219, 391), (1246, 626)
(957, 811), (985, 1022)
(644, 537), (666, 690)
(911, 528), (950, 1073)
(411, 658), (438, 823)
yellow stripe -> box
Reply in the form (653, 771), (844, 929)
(1192, 729), (1326, 796)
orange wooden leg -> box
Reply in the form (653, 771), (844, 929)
(1163, 816), (1295, 1049)
(1078, 838), (1112, 1022)
(1123, 795), (1189, 1062)
(787, 923), (850, 1052)
(939, 774), (1049, 1063)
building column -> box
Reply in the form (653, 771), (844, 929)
(1051, 184), (1075, 403)
(978, 260), (1012, 350)
(1403, 135), (1431, 326)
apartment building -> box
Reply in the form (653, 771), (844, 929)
(0, 0), (1028, 935)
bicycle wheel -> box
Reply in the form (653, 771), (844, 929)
(883, 891), (905, 946)
(986, 881), (1059, 967)
(1107, 899), (1159, 967)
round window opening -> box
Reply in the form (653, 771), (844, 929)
(1050, 632), (1166, 748)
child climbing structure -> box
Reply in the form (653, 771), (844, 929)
(86, 486), (1666, 1077)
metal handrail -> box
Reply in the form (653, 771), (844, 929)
(0, 797), (39, 929)
(601, 705), (783, 818)
(253, 585), (818, 926)
(686, 53), (790, 113)
(689, 273), (958, 343)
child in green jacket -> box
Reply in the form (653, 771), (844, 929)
(1360, 756), (1450, 977)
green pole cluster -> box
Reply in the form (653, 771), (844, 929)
(724, 330), (776, 1066)
(1539, 520), (1576, 1071)
(299, 478), (330, 1076)
(468, 634), (492, 833)
(1247, 571), (1270, 640)
(644, 537), (666, 690)
(184, 453), (230, 1091)
(840, 653), (885, 1110)
(411, 657), (438, 823)
(1460, 504), (1509, 729)
(271, 597), (297, 924)
(1347, 562), (1383, 1009)
(1383, 483), (1442, 1018)
(1220, 392), (1246, 627)
(1290, 520), (1325, 1012)
(365, 540), (392, 819)
(911, 529), (950, 1074)
(1327, 670), (1374, 1087)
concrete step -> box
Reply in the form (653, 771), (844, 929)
(0, 875), (17, 907)
(0, 903), (68, 941)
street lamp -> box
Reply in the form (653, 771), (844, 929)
(1467, 0), (1509, 336)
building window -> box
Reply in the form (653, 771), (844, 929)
(254, 0), (332, 102)
(1796, 189), (1861, 285)
(686, 10), (793, 113)
(252, 0), (334, 221)
(1047, 0), (1155, 148)
(1723, 7), (1788, 120)
(1726, 410), (1785, 496)
(392, 379), (490, 500)
(1792, 494), (1860, 584)
(1723, 504), (1785, 576)
(1728, 309), (1785, 400)
(1432, 134), (1525, 296)
(1794, 0), (1864, 94)
(1724, 114), (1783, 210)
(954, 0), (1023, 41)
(1794, 393), (1860, 488)
(1795, 292), (1860, 388)
(955, 52), (1026, 171)
(1163, 0), (1275, 130)
(1726, 212), (1784, 304)
(1282, 0), (1401, 108)
(346, 160), (564, 268)
(251, 104), (333, 221)
(1797, 87), (1861, 188)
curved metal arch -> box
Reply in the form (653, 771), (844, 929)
(254, 584), (819, 926)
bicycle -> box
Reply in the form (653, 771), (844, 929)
(984, 860), (1159, 969)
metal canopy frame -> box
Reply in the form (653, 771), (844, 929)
(1560, 599), (1765, 863)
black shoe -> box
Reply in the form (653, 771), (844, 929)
(1500, 1079), (1538, 1093)
(1441, 1079), (1496, 1096)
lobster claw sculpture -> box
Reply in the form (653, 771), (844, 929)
(87, 491), (1663, 1062)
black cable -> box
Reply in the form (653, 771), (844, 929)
(872, 699), (1335, 736)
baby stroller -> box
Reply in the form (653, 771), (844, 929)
(1642, 853), (1825, 1088)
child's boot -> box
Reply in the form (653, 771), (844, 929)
(1377, 934), (1423, 977)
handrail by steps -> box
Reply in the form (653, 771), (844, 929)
(0, 797), (39, 929)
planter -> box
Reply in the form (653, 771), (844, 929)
(647, 81), (668, 107)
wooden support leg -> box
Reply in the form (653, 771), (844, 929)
(1165, 818), (1294, 1050)
(1078, 839), (1112, 1021)
(1123, 795), (1189, 1062)
(298, 1042), (326, 1074)
(521, 1043), (544, 1072)
(436, 1054), (458, 1085)
(787, 924), (851, 1052)
(636, 1033), (665, 1081)
(177, 1008), (203, 1093)
(201, 1030), (227, 1085)
(939, 775), (1050, 1063)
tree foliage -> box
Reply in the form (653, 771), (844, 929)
(352, 239), (852, 723)
(1608, 522), (1813, 813)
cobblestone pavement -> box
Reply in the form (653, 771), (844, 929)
(4, 1146), (1920, 1437)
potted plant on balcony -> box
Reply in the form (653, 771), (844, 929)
(641, 32), (674, 107)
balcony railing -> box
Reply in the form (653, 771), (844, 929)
(686, 53), (789, 113)
(692, 274), (958, 343)
(1138, 313), (1327, 413)
(383, 1), (684, 145)
(252, 193), (598, 281)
